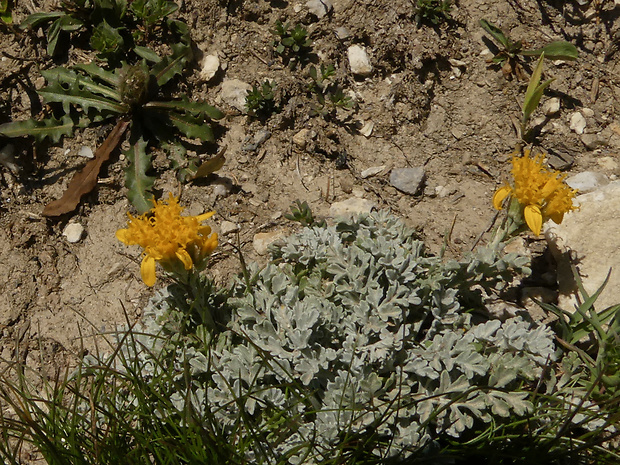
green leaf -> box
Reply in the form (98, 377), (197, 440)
(165, 112), (214, 141)
(38, 78), (128, 116)
(42, 67), (121, 101)
(479, 19), (510, 49)
(19, 11), (64, 29)
(522, 54), (555, 127)
(74, 63), (122, 88)
(0, 116), (74, 143)
(124, 137), (155, 214)
(134, 46), (161, 63)
(46, 18), (63, 56)
(151, 42), (192, 87)
(521, 41), (579, 61)
(1, 0), (12, 24)
(90, 20), (124, 57)
(144, 99), (224, 119)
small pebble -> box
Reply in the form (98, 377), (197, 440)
(542, 97), (560, 117)
(347, 45), (373, 77)
(329, 197), (376, 217)
(569, 112), (587, 134)
(220, 221), (240, 235)
(389, 167), (426, 195)
(78, 146), (94, 158)
(306, 0), (332, 18)
(580, 133), (608, 150)
(360, 165), (385, 179)
(253, 231), (286, 255)
(63, 223), (84, 243)
(360, 121), (374, 137)
(220, 79), (252, 113)
(199, 54), (220, 81)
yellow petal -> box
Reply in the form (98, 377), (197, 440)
(115, 228), (130, 244)
(201, 233), (218, 255)
(175, 248), (194, 270)
(492, 186), (511, 210)
(140, 255), (157, 287)
(196, 211), (215, 222)
(524, 204), (543, 236)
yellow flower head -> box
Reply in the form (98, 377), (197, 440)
(492, 150), (577, 235)
(116, 194), (218, 286)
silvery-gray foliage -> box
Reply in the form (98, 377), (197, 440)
(103, 211), (555, 462)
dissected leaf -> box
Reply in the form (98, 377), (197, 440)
(74, 63), (122, 88)
(145, 99), (224, 120)
(42, 120), (130, 216)
(165, 112), (214, 141)
(38, 78), (128, 116)
(124, 137), (155, 213)
(190, 147), (226, 180)
(0, 115), (74, 143)
(521, 41), (579, 60)
(151, 42), (192, 87)
(42, 68), (121, 101)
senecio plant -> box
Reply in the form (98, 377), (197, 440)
(2, 157), (618, 463)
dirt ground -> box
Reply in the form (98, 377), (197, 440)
(1, 0), (620, 384)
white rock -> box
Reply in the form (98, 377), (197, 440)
(253, 231), (287, 255)
(565, 171), (609, 193)
(63, 223), (84, 243)
(347, 45), (373, 77)
(569, 112), (587, 134)
(220, 220), (239, 235)
(307, 0), (332, 18)
(199, 54), (220, 81)
(360, 165), (385, 179)
(360, 121), (374, 137)
(220, 79), (252, 113)
(545, 181), (620, 312)
(582, 107), (595, 117)
(329, 197), (376, 217)
(78, 146), (94, 158)
(389, 167), (426, 195)
(542, 97), (560, 117)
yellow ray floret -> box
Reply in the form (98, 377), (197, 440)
(116, 194), (218, 286)
(493, 151), (577, 235)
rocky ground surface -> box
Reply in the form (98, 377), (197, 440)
(1, 0), (620, 386)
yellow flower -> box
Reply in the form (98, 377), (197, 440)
(116, 194), (218, 286)
(493, 151), (577, 235)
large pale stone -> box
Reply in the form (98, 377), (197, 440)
(545, 181), (620, 312)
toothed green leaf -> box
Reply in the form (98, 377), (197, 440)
(151, 42), (192, 87)
(74, 63), (122, 88)
(145, 99), (224, 120)
(0, 116), (74, 143)
(124, 137), (155, 214)
(165, 111), (214, 141)
(41, 68), (121, 101)
(38, 78), (128, 116)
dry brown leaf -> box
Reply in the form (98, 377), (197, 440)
(42, 120), (130, 217)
